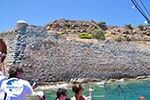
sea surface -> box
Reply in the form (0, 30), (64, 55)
(29, 80), (150, 100)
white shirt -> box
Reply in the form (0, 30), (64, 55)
(0, 75), (7, 86)
(71, 95), (87, 100)
(0, 75), (7, 100)
(1, 78), (33, 100)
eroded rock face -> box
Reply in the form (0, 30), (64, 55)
(22, 38), (150, 82)
(1, 20), (150, 83)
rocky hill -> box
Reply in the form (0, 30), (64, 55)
(1, 19), (150, 83)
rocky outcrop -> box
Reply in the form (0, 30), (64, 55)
(106, 26), (150, 41)
(21, 38), (150, 82)
(46, 19), (100, 34)
(46, 19), (150, 42)
(1, 20), (150, 83)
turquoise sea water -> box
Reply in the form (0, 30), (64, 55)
(34, 80), (150, 100)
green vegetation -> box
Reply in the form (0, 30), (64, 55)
(137, 24), (144, 31)
(144, 24), (150, 27)
(97, 21), (107, 30)
(79, 33), (93, 39)
(78, 29), (105, 40)
(97, 21), (106, 26)
(93, 29), (105, 40)
(113, 35), (124, 42)
(125, 24), (133, 30)
(64, 24), (71, 29)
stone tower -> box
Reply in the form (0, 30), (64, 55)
(12, 20), (28, 65)
(16, 20), (28, 33)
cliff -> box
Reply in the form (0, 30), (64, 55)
(1, 19), (150, 83)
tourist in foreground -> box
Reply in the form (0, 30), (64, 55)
(1, 67), (33, 100)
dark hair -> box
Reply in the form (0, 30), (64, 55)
(8, 67), (23, 78)
(0, 39), (7, 63)
(72, 83), (83, 94)
(56, 88), (67, 99)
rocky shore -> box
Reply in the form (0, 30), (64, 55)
(1, 19), (150, 83)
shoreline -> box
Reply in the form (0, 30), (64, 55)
(35, 76), (150, 90)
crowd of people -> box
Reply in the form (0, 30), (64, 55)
(0, 66), (90, 100)
(0, 66), (91, 100)
(55, 83), (91, 100)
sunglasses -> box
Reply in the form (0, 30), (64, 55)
(0, 52), (7, 57)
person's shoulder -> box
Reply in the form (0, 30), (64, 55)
(19, 79), (33, 94)
(19, 79), (31, 85)
(1, 77), (15, 88)
(71, 96), (76, 100)
(19, 79), (30, 83)
(71, 96), (87, 100)
(83, 95), (87, 98)
(0, 75), (7, 80)
(83, 95), (88, 100)
(19, 79), (33, 88)
(0, 71), (4, 75)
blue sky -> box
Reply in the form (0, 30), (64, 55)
(0, 0), (149, 32)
